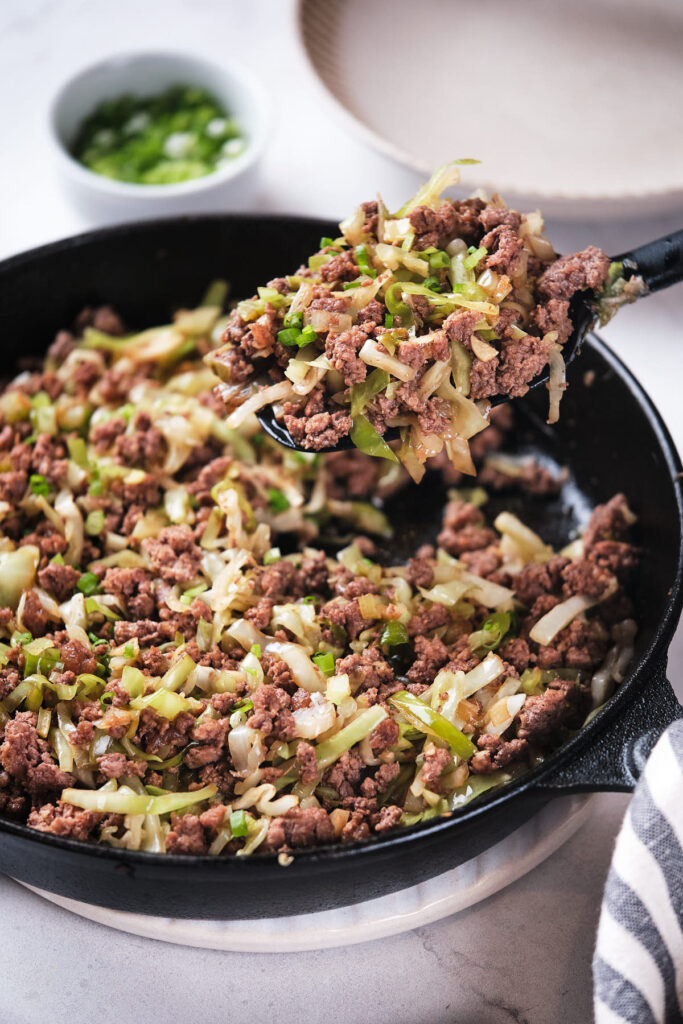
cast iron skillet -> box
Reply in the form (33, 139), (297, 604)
(0, 215), (681, 919)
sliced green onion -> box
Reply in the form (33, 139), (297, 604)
(77, 572), (100, 596)
(268, 488), (290, 512)
(312, 651), (335, 677)
(283, 310), (303, 330)
(302, 595), (316, 605)
(250, 643), (262, 658)
(464, 246), (487, 269)
(180, 582), (208, 605)
(342, 280), (364, 290)
(389, 690), (476, 760)
(350, 415), (398, 463)
(380, 621), (409, 647)
(424, 276), (443, 293)
(355, 244), (377, 279)
(263, 547), (281, 566)
(29, 474), (50, 497)
(429, 250), (451, 269)
(319, 236), (335, 249)
(277, 327), (302, 347)
(123, 643), (135, 659)
(84, 597), (120, 621)
(230, 809), (249, 837)
(299, 324), (317, 346)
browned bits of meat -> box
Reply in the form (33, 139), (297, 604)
(103, 567), (156, 619)
(31, 435), (69, 484)
(407, 635), (449, 685)
(284, 405), (352, 451)
(514, 556), (569, 608)
(357, 299), (385, 328)
(266, 277), (290, 294)
(319, 249), (358, 284)
(75, 304), (126, 336)
(479, 459), (564, 497)
(259, 653), (296, 693)
(495, 334), (552, 399)
(309, 294), (349, 314)
(587, 541), (639, 578)
(360, 761), (401, 799)
(109, 472), (161, 510)
(211, 343), (254, 384)
(256, 559), (300, 599)
(27, 802), (106, 841)
(299, 551), (329, 595)
(582, 494), (634, 551)
(479, 207), (523, 233)
(165, 812), (208, 855)
(335, 648), (394, 692)
(142, 525), (201, 585)
(373, 804), (403, 834)
(244, 597), (274, 630)
(460, 546), (501, 578)
(325, 325), (370, 386)
(134, 708), (195, 755)
(561, 558), (615, 599)
(60, 639), (97, 676)
(518, 678), (590, 746)
(369, 717), (399, 755)
(500, 637), (531, 673)
(422, 746), (453, 792)
(322, 597), (372, 641)
(439, 523), (497, 556)
(331, 569), (378, 600)
(443, 309), (481, 346)
(405, 551), (435, 589)
(249, 685), (296, 741)
(296, 741), (319, 784)
(185, 718), (230, 769)
(0, 471), (28, 504)
(537, 246), (610, 301)
(97, 752), (146, 780)
(409, 203), (458, 251)
(323, 450), (380, 501)
(480, 225), (524, 275)
(529, 298), (573, 345)
(360, 200), (379, 235)
(0, 710), (72, 794)
(469, 356), (500, 400)
(20, 590), (50, 637)
(37, 562), (80, 602)
(444, 634), (481, 674)
(0, 667), (21, 700)
(470, 734), (528, 774)
(324, 749), (364, 799)
(113, 619), (176, 647)
(407, 603), (450, 638)
(263, 806), (335, 852)
(187, 455), (232, 505)
(47, 330), (76, 365)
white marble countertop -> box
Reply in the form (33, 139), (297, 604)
(1, 2), (682, 1022)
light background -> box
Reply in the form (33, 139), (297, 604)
(0, 2), (682, 1022)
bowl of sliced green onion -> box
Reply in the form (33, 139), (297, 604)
(49, 51), (270, 221)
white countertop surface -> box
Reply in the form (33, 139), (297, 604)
(1, 2), (682, 1022)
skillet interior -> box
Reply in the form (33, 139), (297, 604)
(0, 215), (680, 919)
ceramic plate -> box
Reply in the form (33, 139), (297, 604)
(20, 794), (592, 952)
(297, 0), (683, 219)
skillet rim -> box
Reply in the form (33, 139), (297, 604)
(0, 213), (680, 873)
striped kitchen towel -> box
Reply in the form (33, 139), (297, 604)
(594, 720), (683, 1023)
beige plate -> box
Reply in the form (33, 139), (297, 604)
(19, 795), (591, 953)
(296, 0), (683, 219)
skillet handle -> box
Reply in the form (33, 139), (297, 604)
(533, 660), (683, 794)
(617, 229), (683, 294)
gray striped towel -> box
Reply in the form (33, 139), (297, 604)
(594, 720), (683, 1023)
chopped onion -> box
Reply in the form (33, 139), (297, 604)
(359, 338), (415, 381)
(307, 309), (352, 334)
(530, 594), (597, 646)
(470, 335), (498, 362)
(546, 343), (566, 425)
(494, 511), (552, 564)
(485, 693), (526, 736)
(292, 692), (336, 739)
(461, 572), (515, 609)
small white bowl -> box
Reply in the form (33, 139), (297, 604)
(49, 51), (270, 222)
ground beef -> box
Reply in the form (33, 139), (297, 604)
(322, 598), (371, 641)
(470, 734), (528, 774)
(335, 648), (394, 692)
(103, 567), (156, 619)
(460, 546), (501, 578)
(60, 639), (97, 676)
(165, 813), (208, 855)
(0, 667), (20, 700)
(537, 246), (610, 301)
(514, 556), (569, 608)
(369, 718), (399, 755)
(409, 203), (458, 251)
(325, 325), (369, 385)
(500, 637), (531, 673)
(517, 678), (590, 746)
(249, 685), (296, 741)
(114, 414), (166, 468)
(495, 334), (551, 399)
(113, 619), (176, 646)
(324, 749), (364, 799)
(582, 494), (634, 551)
(296, 741), (319, 783)
(283, 404), (352, 451)
(407, 635), (449, 685)
(323, 449), (380, 500)
(97, 752), (146, 779)
(142, 525), (201, 585)
(438, 501), (496, 555)
(407, 604), (450, 637)
(36, 562), (80, 602)
(20, 590), (50, 637)
(261, 654), (297, 693)
(26, 802), (106, 841)
(405, 552), (435, 589)
(263, 806), (335, 851)
(444, 634), (481, 674)
(587, 540), (639, 578)
(0, 711), (72, 794)
(134, 708), (195, 755)
(529, 298), (573, 345)
(184, 717), (230, 768)
(244, 596), (274, 630)
(422, 746), (453, 791)
(480, 225), (524, 275)
(469, 355), (500, 400)
(319, 250), (358, 283)
(187, 456), (232, 505)
(561, 558), (615, 599)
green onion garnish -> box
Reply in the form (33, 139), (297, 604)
(283, 310), (303, 331)
(464, 246), (487, 269)
(277, 327), (302, 347)
(380, 621), (409, 647)
(29, 474), (50, 496)
(343, 280), (364, 290)
(424, 276), (443, 293)
(77, 572), (100, 596)
(263, 547), (281, 566)
(299, 324), (317, 346)
(302, 595), (317, 605)
(268, 488), (290, 512)
(313, 651), (336, 677)
(429, 250), (451, 269)
(319, 236), (336, 249)
(230, 809), (249, 837)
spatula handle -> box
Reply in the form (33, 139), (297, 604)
(618, 228), (683, 294)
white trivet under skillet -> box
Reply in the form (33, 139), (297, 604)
(296, 0), (683, 219)
(19, 794), (591, 952)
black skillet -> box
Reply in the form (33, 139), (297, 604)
(0, 215), (681, 919)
